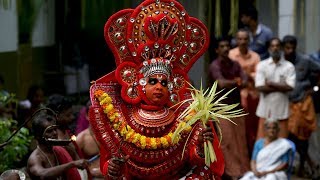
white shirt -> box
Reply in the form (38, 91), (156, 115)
(255, 57), (296, 120)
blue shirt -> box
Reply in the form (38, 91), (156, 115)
(310, 51), (320, 63)
(249, 24), (273, 60)
(288, 53), (320, 102)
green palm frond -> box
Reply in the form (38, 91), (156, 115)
(172, 80), (247, 166)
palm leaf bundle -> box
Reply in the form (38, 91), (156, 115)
(171, 81), (246, 167)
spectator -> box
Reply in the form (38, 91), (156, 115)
(309, 48), (320, 116)
(209, 37), (250, 179)
(310, 48), (320, 63)
(240, 6), (273, 60)
(255, 37), (295, 139)
(18, 85), (45, 128)
(229, 29), (260, 155)
(76, 125), (103, 179)
(27, 109), (88, 179)
(240, 121), (292, 180)
(46, 94), (82, 162)
(75, 100), (90, 135)
(283, 35), (320, 178)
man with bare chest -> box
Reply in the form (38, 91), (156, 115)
(77, 125), (103, 179)
(27, 109), (88, 179)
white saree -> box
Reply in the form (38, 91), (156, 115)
(240, 138), (292, 180)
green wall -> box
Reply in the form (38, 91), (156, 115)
(0, 45), (55, 99)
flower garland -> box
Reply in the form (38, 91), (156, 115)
(94, 89), (192, 150)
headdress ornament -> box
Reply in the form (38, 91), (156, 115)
(102, 0), (210, 105)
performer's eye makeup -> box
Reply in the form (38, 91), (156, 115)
(160, 80), (168, 86)
(148, 78), (168, 87)
(148, 78), (158, 85)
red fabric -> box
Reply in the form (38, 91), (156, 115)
(53, 146), (81, 180)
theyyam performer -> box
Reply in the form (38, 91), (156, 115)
(88, 0), (226, 179)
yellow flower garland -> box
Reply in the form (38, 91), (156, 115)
(94, 89), (192, 150)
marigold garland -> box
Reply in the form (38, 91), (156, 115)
(94, 89), (192, 150)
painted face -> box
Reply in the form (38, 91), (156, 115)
(145, 74), (170, 106)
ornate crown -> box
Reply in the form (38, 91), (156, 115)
(140, 58), (172, 78)
(98, 0), (210, 105)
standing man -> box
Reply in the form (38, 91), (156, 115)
(283, 35), (320, 177)
(229, 29), (260, 155)
(240, 6), (273, 60)
(255, 37), (296, 139)
(209, 37), (250, 179)
(27, 109), (88, 179)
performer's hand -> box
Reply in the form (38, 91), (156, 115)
(108, 155), (129, 178)
(198, 126), (214, 143)
(73, 159), (89, 169)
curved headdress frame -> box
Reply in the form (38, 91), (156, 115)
(103, 0), (209, 105)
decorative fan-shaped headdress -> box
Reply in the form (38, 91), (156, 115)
(104, 0), (209, 105)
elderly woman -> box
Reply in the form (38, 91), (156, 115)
(240, 121), (292, 180)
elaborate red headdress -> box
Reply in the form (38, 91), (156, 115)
(94, 0), (209, 106)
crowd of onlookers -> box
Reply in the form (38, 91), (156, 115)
(208, 5), (320, 180)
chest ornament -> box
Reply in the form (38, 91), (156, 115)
(94, 89), (192, 150)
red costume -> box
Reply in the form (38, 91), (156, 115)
(88, 0), (224, 179)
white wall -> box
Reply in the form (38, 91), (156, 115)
(278, 0), (295, 39)
(0, 0), (18, 52)
(0, 0), (55, 53)
(305, 0), (320, 54)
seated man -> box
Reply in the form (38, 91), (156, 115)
(240, 121), (292, 180)
(27, 109), (88, 179)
